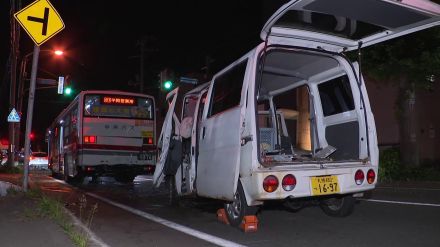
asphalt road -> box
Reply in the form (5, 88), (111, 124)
(26, 173), (440, 247)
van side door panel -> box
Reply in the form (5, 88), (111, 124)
(196, 60), (248, 200)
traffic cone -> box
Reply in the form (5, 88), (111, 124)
(217, 208), (230, 225)
(239, 215), (258, 232)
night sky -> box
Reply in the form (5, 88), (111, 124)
(1, 0), (288, 148)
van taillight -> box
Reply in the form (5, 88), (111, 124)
(355, 170), (365, 185)
(84, 136), (97, 144)
(263, 175), (279, 193)
(282, 174), (296, 191)
(148, 137), (153, 144)
(367, 169), (376, 184)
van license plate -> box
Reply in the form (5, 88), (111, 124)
(311, 176), (339, 196)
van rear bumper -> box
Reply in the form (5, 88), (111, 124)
(244, 165), (377, 204)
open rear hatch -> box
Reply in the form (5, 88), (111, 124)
(261, 0), (440, 52)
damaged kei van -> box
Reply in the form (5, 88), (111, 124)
(154, 0), (440, 225)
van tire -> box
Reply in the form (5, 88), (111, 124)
(320, 195), (356, 217)
(224, 181), (258, 226)
(284, 198), (304, 213)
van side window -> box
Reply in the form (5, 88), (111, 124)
(208, 60), (247, 117)
(318, 75), (354, 117)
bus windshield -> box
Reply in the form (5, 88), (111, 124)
(84, 94), (154, 120)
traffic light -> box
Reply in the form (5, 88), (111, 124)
(163, 80), (173, 90)
(63, 75), (73, 96)
(29, 132), (35, 140)
(64, 86), (72, 95)
(160, 68), (175, 91)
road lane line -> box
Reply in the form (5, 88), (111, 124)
(86, 192), (247, 247)
(377, 186), (440, 191)
(360, 198), (440, 207)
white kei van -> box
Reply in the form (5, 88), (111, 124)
(154, 0), (440, 226)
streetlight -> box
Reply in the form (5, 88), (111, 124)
(17, 49), (64, 113)
(14, 49), (64, 154)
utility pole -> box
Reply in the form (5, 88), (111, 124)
(140, 38), (145, 93)
(23, 45), (40, 192)
(8, 0), (21, 166)
(137, 35), (158, 93)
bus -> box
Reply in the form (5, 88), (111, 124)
(47, 90), (156, 183)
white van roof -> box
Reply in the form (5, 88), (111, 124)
(261, 0), (440, 52)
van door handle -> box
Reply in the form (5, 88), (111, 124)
(202, 127), (206, 139)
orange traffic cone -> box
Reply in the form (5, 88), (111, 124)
(216, 208), (230, 225)
(239, 215), (258, 232)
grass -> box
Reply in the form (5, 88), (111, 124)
(0, 164), (23, 174)
(24, 189), (97, 247)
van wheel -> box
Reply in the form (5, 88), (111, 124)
(320, 195), (356, 217)
(224, 181), (258, 226)
(284, 198), (304, 213)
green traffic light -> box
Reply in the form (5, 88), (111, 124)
(64, 87), (72, 95)
(164, 80), (173, 90)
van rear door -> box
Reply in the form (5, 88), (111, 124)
(261, 0), (440, 52)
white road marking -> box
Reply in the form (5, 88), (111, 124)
(64, 207), (111, 247)
(377, 186), (440, 191)
(360, 198), (440, 207)
(86, 192), (247, 247)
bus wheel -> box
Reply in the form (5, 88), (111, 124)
(70, 171), (84, 185)
(224, 181), (258, 226)
(63, 160), (70, 182)
(320, 195), (356, 217)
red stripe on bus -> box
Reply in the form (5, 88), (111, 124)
(77, 144), (157, 151)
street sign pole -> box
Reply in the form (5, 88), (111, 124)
(23, 45), (40, 192)
(14, 0), (64, 191)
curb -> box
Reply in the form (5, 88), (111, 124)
(0, 180), (22, 196)
(25, 175), (111, 247)
(63, 206), (111, 247)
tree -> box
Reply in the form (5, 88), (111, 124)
(361, 27), (440, 166)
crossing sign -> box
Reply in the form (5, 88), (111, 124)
(7, 108), (21, 123)
(14, 0), (64, 46)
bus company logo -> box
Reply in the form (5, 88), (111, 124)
(102, 96), (136, 105)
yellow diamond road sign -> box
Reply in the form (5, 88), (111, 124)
(14, 0), (64, 46)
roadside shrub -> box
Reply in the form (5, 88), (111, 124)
(0, 164), (23, 174)
(379, 148), (440, 182)
(378, 148), (401, 182)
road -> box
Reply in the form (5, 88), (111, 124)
(15, 173), (440, 247)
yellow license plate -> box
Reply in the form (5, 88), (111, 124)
(311, 176), (340, 196)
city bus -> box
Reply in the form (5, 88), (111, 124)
(47, 90), (156, 183)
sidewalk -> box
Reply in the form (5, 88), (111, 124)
(0, 181), (76, 247)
